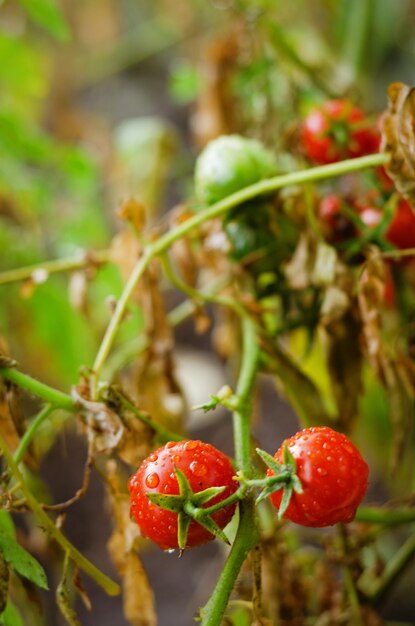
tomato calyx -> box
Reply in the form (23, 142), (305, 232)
(146, 465), (233, 551)
(249, 445), (303, 518)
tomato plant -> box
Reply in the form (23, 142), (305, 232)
(1, 2), (415, 626)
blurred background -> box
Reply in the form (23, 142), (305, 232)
(1, 1), (415, 624)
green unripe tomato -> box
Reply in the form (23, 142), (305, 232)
(194, 135), (277, 206)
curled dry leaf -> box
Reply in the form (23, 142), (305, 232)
(110, 229), (142, 290)
(191, 32), (240, 148)
(68, 271), (88, 315)
(117, 197), (147, 233)
(114, 406), (153, 469)
(321, 308), (363, 429)
(106, 461), (157, 626)
(72, 387), (124, 454)
(358, 257), (415, 471)
(381, 82), (415, 206)
(169, 205), (199, 288)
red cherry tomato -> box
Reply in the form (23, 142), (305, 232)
(302, 100), (378, 164)
(386, 198), (415, 250)
(128, 440), (237, 550)
(267, 427), (369, 527)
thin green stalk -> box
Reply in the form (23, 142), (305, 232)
(91, 153), (388, 391)
(200, 498), (258, 626)
(112, 391), (183, 443)
(0, 367), (77, 412)
(161, 253), (244, 316)
(14, 404), (55, 465)
(233, 317), (260, 476)
(362, 531), (415, 603)
(267, 22), (338, 98)
(356, 505), (415, 525)
(0, 250), (109, 286)
(0, 433), (120, 597)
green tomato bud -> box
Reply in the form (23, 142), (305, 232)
(194, 134), (277, 206)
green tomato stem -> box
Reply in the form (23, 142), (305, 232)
(232, 317), (260, 476)
(111, 390), (183, 444)
(0, 366), (78, 412)
(91, 152), (388, 392)
(0, 250), (110, 286)
(361, 531), (415, 604)
(199, 498), (258, 626)
(0, 433), (121, 597)
(356, 505), (415, 525)
(14, 404), (55, 465)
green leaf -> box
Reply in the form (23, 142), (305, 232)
(173, 466), (192, 499)
(282, 442), (296, 469)
(0, 601), (24, 626)
(255, 447), (283, 475)
(0, 513), (16, 542)
(192, 486), (226, 507)
(56, 554), (81, 626)
(0, 528), (48, 590)
(17, 0), (70, 42)
(177, 512), (191, 552)
(277, 486), (293, 520)
(193, 514), (230, 546)
(256, 482), (284, 505)
(146, 493), (184, 513)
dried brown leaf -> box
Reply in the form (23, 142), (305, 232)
(110, 230), (142, 287)
(68, 271), (88, 315)
(115, 408), (152, 468)
(321, 309), (363, 429)
(381, 82), (415, 206)
(73, 569), (92, 612)
(72, 388), (124, 454)
(192, 33), (240, 148)
(106, 462), (157, 626)
(284, 233), (315, 290)
(117, 198), (147, 233)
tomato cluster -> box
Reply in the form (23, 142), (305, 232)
(301, 99), (415, 278)
(129, 428), (368, 549)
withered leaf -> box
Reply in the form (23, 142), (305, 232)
(106, 462), (157, 626)
(72, 388), (124, 454)
(117, 198), (147, 233)
(321, 309), (363, 429)
(68, 271), (88, 315)
(115, 407), (152, 469)
(381, 82), (415, 206)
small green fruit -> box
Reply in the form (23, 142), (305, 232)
(194, 135), (277, 206)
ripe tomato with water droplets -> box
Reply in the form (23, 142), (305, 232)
(128, 440), (237, 549)
(268, 427), (369, 527)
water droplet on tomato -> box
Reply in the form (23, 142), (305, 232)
(149, 453), (158, 462)
(173, 455), (181, 463)
(128, 475), (138, 489)
(316, 467), (328, 476)
(166, 441), (176, 449)
(190, 461), (207, 477)
(185, 441), (199, 451)
(145, 472), (160, 488)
